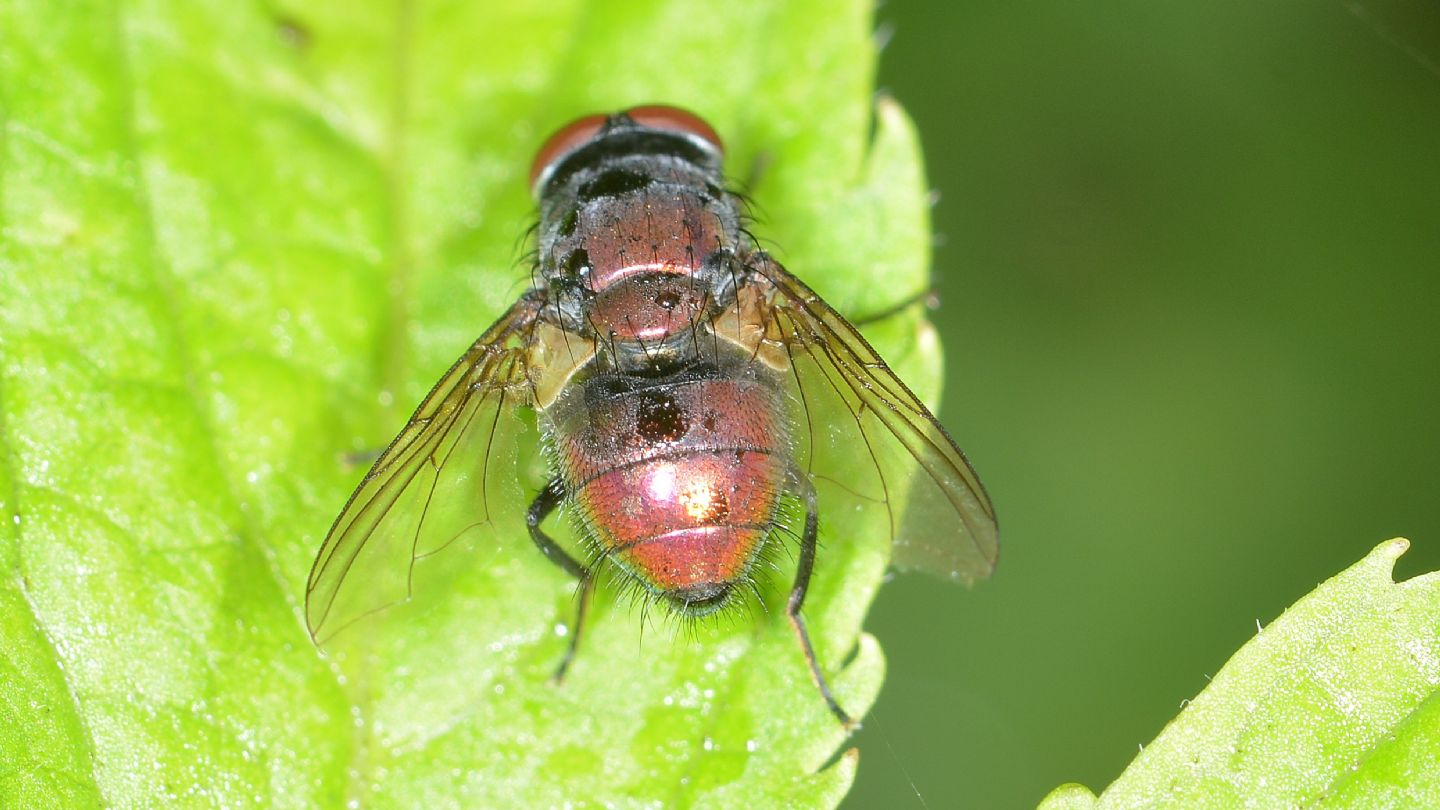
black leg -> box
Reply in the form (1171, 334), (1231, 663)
(341, 447), (383, 469)
(851, 286), (937, 327)
(787, 484), (857, 730)
(527, 480), (592, 683)
(553, 577), (595, 683)
(740, 151), (772, 194)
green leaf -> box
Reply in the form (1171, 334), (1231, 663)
(0, 1), (936, 807)
(1039, 539), (1440, 809)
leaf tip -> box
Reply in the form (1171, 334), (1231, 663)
(830, 747), (860, 781)
(842, 631), (887, 706)
(1037, 782), (1098, 810)
(1381, 536), (1410, 558)
(1365, 536), (1412, 580)
(874, 92), (902, 120)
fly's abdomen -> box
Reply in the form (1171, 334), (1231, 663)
(581, 450), (783, 599)
(548, 375), (789, 607)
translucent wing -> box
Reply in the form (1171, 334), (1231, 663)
(750, 256), (998, 584)
(305, 297), (542, 643)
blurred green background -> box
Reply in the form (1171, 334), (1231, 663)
(852, 1), (1440, 807)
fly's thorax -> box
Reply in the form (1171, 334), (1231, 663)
(537, 173), (745, 361)
(531, 113), (748, 361)
(537, 156), (740, 285)
(588, 271), (710, 343)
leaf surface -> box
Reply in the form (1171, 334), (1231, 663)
(0, 1), (937, 806)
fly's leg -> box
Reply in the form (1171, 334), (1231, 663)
(739, 151), (772, 195)
(527, 480), (594, 683)
(552, 577), (596, 683)
(341, 447), (384, 469)
(787, 480), (858, 730)
(851, 287), (937, 327)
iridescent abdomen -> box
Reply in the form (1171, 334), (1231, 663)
(545, 373), (789, 610)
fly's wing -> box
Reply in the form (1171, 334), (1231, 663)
(751, 256), (998, 585)
(305, 298), (541, 643)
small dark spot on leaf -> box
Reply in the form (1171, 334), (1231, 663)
(273, 14), (311, 50)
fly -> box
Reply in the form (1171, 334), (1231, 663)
(304, 105), (998, 728)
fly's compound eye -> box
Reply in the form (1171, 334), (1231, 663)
(530, 113), (609, 196)
(623, 105), (724, 156)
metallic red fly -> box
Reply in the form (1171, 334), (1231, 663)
(304, 106), (998, 726)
